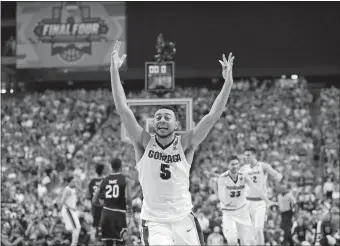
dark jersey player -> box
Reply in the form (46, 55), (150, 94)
(86, 163), (106, 238)
(93, 158), (132, 246)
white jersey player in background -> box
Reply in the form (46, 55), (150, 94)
(241, 147), (283, 246)
(60, 176), (81, 246)
(110, 40), (234, 245)
(218, 155), (276, 246)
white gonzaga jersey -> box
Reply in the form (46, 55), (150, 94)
(241, 162), (268, 198)
(218, 171), (247, 210)
(136, 135), (193, 223)
(63, 186), (77, 209)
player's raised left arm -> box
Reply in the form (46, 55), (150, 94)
(184, 53), (234, 149)
(262, 162), (283, 182)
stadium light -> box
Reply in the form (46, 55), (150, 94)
(10, 89), (14, 93)
(291, 74), (298, 80)
(1, 89), (6, 94)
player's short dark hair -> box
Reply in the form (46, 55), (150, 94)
(111, 158), (122, 171)
(95, 163), (105, 176)
(154, 105), (178, 120)
(244, 146), (257, 154)
(227, 155), (239, 163)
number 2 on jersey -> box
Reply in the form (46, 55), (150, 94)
(160, 163), (171, 180)
(252, 176), (257, 183)
(105, 184), (119, 198)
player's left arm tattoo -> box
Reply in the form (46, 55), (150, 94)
(263, 162), (283, 182)
(92, 180), (103, 206)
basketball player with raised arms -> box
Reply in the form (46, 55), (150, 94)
(218, 155), (276, 246)
(110, 40), (234, 245)
(241, 147), (283, 246)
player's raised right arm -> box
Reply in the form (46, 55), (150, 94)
(110, 41), (144, 144)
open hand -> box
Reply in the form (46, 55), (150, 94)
(219, 53), (235, 79)
(111, 41), (127, 69)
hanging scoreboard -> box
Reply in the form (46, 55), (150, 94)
(145, 61), (175, 91)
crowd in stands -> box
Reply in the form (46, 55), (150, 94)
(319, 87), (340, 189)
(1, 78), (339, 246)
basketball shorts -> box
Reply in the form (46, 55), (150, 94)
(247, 199), (267, 229)
(222, 204), (254, 246)
(91, 205), (103, 228)
(61, 206), (81, 231)
(101, 208), (127, 242)
(141, 212), (205, 245)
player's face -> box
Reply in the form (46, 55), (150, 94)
(244, 151), (256, 164)
(229, 159), (240, 174)
(153, 109), (178, 138)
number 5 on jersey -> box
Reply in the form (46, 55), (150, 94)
(105, 184), (119, 198)
(160, 163), (171, 180)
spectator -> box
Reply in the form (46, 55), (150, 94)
(292, 217), (313, 246)
(323, 178), (334, 200)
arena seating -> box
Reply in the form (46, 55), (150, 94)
(1, 78), (339, 245)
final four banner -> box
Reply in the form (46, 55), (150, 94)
(16, 2), (126, 68)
